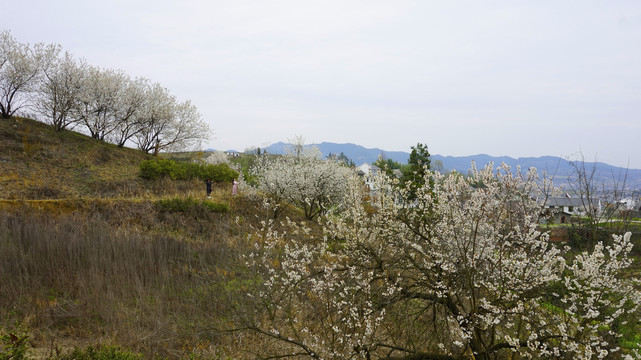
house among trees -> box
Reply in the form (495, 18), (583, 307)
(544, 196), (601, 224)
(356, 163), (381, 184)
(357, 163), (380, 178)
(357, 163), (380, 188)
(617, 197), (637, 211)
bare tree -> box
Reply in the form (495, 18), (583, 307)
(566, 153), (636, 242)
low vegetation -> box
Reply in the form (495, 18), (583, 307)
(139, 158), (237, 182)
(1, 117), (640, 359)
(0, 209), (241, 358)
(154, 197), (230, 214)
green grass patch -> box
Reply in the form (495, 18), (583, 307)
(57, 346), (144, 360)
(0, 331), (28, 360)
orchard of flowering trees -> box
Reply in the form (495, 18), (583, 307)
(223, 162), (641, 359)
(0, 30), (209, 154)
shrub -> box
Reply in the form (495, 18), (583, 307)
(154, 197), (199, 212)
(139, 159), (237, 182)
(204, 163), (237, 183)
(138, 159), (178, 180)
(202, 200), (230, 213)
(182, 162), (202, 180)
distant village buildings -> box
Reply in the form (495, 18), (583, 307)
(542, 195), (641, 224)
(543, 197), (601, 224)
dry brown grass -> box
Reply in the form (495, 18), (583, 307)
(0, 166), (284, 359)
(0, 117), (315, 358)
(0, 199), (264, 358)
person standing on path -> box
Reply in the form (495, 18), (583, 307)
(206, 179), (212, 198)
(232, 179), (239, 196)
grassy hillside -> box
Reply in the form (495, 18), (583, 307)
(0, 117), (286, 359)
(0, 117), (157, 199)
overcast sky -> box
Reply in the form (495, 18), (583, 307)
(5, 1), (641, 168)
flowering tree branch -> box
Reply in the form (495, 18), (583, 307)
(224, 163), (641, 359)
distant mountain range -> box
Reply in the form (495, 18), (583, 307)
(212, 142), (641, 190)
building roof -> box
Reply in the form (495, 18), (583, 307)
(545, 197), (604, 208)
(358, 163), (380, 173)
(545, 197), (588, 207)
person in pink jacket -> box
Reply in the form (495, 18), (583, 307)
(232, 179), (239, 195)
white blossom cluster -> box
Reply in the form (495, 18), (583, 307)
(237, 162), (641, 359)
(0, 30), (58, 119)
(249, 141), (358, 220)
(241, 216), (388, 359)
(203, 151), (230, 165)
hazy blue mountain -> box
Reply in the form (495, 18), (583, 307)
(317, 142), (410, 165)
(211, 142), (641, 189)
(259, 142), (641, 189)
(253, 141), (408, 164)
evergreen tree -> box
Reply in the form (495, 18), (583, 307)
(401, 143), (431, 198)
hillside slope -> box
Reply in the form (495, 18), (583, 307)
(0, 118), (270, 358)
(0, 117), (157, 199)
